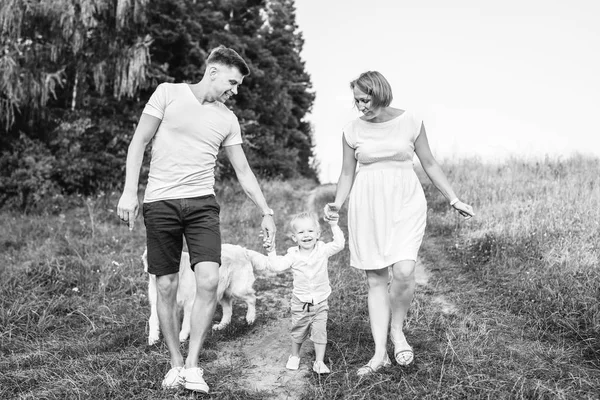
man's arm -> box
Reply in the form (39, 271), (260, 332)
(224, 144), (276, 250)
(116, 114), (161, 230)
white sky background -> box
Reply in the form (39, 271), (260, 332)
(294, 0), (600, 183)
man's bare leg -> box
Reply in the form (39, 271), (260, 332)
(156, 273), (184, 368)
(185, 261), (220, 368)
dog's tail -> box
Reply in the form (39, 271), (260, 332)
(245, 249), (271, 272)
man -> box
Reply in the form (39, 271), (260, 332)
(116, 46), (276, 394)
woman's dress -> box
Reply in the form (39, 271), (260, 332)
(343, 111), (427, 270)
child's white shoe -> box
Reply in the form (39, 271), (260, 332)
(286, 355), (300, 370)
(312, 360), (330, 374)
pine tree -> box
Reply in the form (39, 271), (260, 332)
(222, 0), (317, 181)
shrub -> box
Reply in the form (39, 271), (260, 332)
(0, 133), (59, 211)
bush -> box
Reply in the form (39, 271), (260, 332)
(0, 133), (60, 211)
(0, 113), (141, 212)
(49, 115), (131, 196)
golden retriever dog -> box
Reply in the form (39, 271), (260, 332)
(142, 244), (270, 345)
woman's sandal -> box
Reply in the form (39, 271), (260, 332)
(392, 335), (414, 366)
(356, 353), (392, 376)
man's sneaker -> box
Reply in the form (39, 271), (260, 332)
(286, 355), (300, 370)
(312, 360), (331, 374)
(184, 367), (209, 393)
(161, 366), (184, 389)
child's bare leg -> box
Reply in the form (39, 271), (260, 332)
(314, 343), (326, 363)
(312, 302), (329, 364)
(291, 341), (302, 357)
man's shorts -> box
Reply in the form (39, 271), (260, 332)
(143, 195), (221, 276)
(290, 295), (329, 345)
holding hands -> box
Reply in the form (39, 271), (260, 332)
(261, 217), (276, 251)
(323, 203), (340, 223)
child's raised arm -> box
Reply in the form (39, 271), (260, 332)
(323, 219), (345, 257)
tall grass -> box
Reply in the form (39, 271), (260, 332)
(1, 156), (599, 399)
(0, 178), (314, 399)
(302, 154), (600, 399)
(429, 155), (600, 343)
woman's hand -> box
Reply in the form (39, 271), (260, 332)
(323, 203), (340, 222)
(452, 201), (475, 219)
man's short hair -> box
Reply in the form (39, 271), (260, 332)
(350, 71), (393, 108)
(206, 45), (250, 76)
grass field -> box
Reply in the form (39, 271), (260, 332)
(1, 155), (599, 399)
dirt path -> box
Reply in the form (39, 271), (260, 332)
(208, 186), (331, 399)
(209, 185), (457, 398)
(211, 277), (310, 399)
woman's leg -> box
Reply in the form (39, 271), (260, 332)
(389, 260), (416, 363)
(365, 268), (391, 362)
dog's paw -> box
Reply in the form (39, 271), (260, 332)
(178, 331), (189, 342)
(212, 322), (229, 331)
(245, 314), (256, 325)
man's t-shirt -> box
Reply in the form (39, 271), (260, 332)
(142, 83), (243, 202)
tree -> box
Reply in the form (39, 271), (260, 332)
(0, 0), (153, 210)
(0, 0), (152, 135)
(141, 0), (318, 181)
(0, 0), (318, 211)
(217, 0), (317, 181)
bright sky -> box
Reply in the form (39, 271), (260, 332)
(295, 0), (600, 183)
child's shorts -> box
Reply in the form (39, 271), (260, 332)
(290, 295), (329, 345)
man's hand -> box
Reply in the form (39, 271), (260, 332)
(117, 192), (139, 231)
(261, 215), (276, 252)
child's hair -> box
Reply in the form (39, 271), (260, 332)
(289, 211), (320, 232)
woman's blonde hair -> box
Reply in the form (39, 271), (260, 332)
(350, 71), (393, 108)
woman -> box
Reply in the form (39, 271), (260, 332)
(324, 71), (474, 376)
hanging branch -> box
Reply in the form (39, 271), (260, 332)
(0, 0), (150, 131)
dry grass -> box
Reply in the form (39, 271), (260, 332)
(0, 178), (312, 399)
(302, 154), (600, 399)
(433, 155), (600, 342)
(1, 156), (599, 399)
